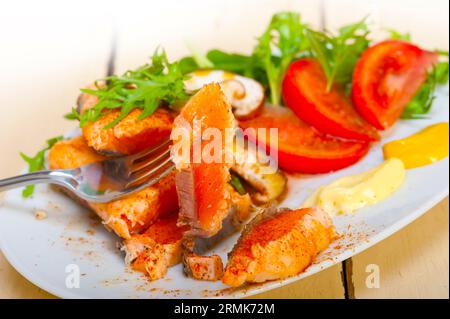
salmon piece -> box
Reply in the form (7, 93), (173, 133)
(90, 172), (178, 238)
(82, 108), (174, 156)
(222, 207), (336, 287)
(184, 254), (224, 281)
(172, 83), (237, 238)
(180, 188), (252, 282)
(48, 136), (178, 239)
(122, 214), (188, 280)
(77, 86), (174, 156)
(172, 83), (254, 281)
(48, 135), (106, 168)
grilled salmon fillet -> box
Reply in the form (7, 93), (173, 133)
(48, 135), (106, 168)
(171, 83), (255, 281)
(172, 83), (237, 238)
(90, 174), (178, 239)
(48, 136), (178, 239)
(182, 187), (253, 281)
(222, 207), (336, 287)
(183, 253), (224, 281)
(77, 86), (174, 156)
(122, 213), (188, 280)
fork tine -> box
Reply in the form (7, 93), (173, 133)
(126, 157), (174, 188)
(130, 148), (171, 174)
(130, 137), (171, 163)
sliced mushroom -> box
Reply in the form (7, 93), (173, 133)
(184, 70), (264, 119)
(231, 137), (287, 204)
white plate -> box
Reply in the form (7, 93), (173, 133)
(0, 86), (448, 299)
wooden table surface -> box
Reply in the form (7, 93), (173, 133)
(0, 0), (448, 299)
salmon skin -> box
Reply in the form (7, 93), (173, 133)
(222, 207), (337, 287)
(48, 136), (178, 239)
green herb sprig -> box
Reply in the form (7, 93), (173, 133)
(253, 12), (309, 105)
(388, 29), (411, 41)
(179, 49), (266, 85)
(67, 48), (189, 129)
(20, 136), (63, 198)
(180, 12), (309, 105)
(307, 18), (370, 92)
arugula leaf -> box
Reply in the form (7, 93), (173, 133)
(74, 48), (189, 129)
(388, 29), (411, 41)
(229, 173), (247, 195)
(307, 18), (370, 92)
(187, 44), (214, 69)
(253, 12), (309, 105)
(64, 107), (81, 121)
(179, 13), (310, 105)
(20, 136), (63, 198)
(179, 56), (201, 75)
(179, 48), (270, 99)
(401, 60), (449, 119)
(207, 50), (265, 79)
(436, 50), (449, 57)
(180, 49), (266, 82)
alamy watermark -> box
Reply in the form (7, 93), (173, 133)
(365, 263), (380, 289)
(170, 117), (279, 174)
(65, 263), (80, 289)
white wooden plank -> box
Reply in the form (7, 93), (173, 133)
(252, 264), (345, 299)
(324, 0), (449, 49)
(351, 198), (449, 298)
(114, 0), (321, 72)
(0, 0), (114, 177)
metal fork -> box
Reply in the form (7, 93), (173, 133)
(0, 138), (174, 203)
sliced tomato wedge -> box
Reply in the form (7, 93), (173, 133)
(352, 40), (439, 129)
(282, 58), (379, 142)
(238, 104), (370, 174)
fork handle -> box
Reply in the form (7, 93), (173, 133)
(0, 170), (74, 193)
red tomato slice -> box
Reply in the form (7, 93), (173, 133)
(352, 40), (439, 129)
(282, 58), (379, 142)
(238, 104), (370, 174)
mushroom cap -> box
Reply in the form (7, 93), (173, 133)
(184, 70), (265, 119)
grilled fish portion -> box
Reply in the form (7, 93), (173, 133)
(184, 253), (224, 281)
(77, 86), (174, 156)
(172, 83), (240, 239)
(222, 207), (336, 287)
(82, 108), (174, 156)
(48, 135), (106, 168)
(171, 83), (256, 281)
(122, 214), (188, 280)
(181, 187), (253, 282)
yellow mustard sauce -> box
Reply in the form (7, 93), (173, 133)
(302, 158), (406, 217)
(383, 122), (449, 169)
(193, 69), (213, 77)
(192, 69), (236, 80)
(222, 71), (235, 80)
